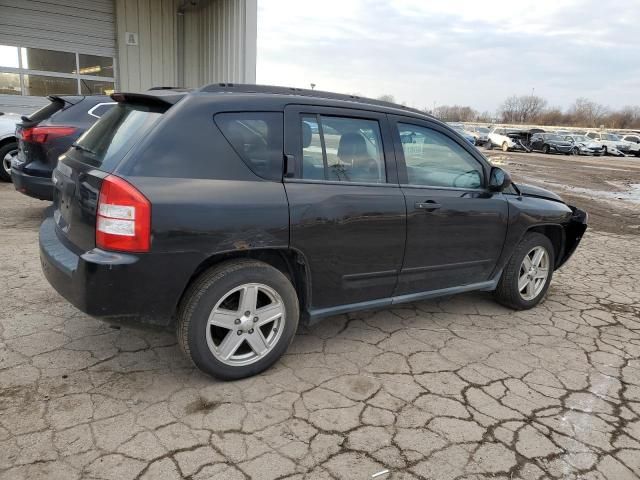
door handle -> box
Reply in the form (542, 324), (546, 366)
(415, 200), (442, 211)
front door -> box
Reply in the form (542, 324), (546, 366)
(390, 117), (509, 295)
(284, 106), (406, 312)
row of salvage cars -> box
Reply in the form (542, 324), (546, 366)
(484, 127), (640, 157)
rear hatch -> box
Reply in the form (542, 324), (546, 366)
(53, 98), (169, 253)
(15, 96), (84, 177)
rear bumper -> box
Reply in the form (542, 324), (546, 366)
(39, 215), (198, 327)
(11, 168), (54, 201)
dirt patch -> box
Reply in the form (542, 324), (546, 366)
(486, 150), (640, 235)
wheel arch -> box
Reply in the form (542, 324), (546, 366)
(174, 248), (312, 325)
(0, 135), (17, 149)
(525, 224), (565, 269)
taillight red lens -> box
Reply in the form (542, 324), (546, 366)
(96, 175), (151, 253)
(20, 126), (77, 143)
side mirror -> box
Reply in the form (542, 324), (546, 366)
(489, 166), (512, 192)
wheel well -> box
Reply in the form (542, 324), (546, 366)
(177, 249), (310, 322)
(527, 225), (564, 267)
(0, 136), (17, 149)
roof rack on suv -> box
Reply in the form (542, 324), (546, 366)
(199, 83), (433, 119)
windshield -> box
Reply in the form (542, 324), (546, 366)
(477, 127), (489, 133)
(570, 135), (588, 142)
(73, 103), (164, 169)
(602, 133), (620, 141)
(545, 134), (562, 141)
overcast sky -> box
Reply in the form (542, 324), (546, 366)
(257, 0), (639, 113)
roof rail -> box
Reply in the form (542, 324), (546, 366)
(198, 83), (433, 119)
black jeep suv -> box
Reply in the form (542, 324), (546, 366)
(39, 84), (587, 380)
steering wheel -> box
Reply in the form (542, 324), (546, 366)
(453, 170), (481, 188)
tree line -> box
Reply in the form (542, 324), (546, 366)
(377, 94), (640, 129)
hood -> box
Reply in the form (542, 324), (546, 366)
(515, 183), (564, 203)
(548, 140), (572, 147)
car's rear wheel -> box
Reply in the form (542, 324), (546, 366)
(501, 142), (509, 152)
(542, 144), (550, 154)
(0, 141), (17, 182)
(177, 259), (299, 380)
(494, 232), (554, 310)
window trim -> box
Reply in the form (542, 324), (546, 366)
(284, 104), (399, 186)
(0, 43), (116, 96)
(389, 114), (491, 190)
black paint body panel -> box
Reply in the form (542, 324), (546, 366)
(39, 89), (588, 327)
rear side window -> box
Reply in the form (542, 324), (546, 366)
(73, 103), (163, 170)
(215, 112), (283, 181)
(300, 115), (386, 184)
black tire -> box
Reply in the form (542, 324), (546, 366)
(602, 146), (608, 156)
(571, 147), (579, 156)
(177, 259), (299, 380)
(485, 140), (493, 150)
(542, 144), (550, 154)
(0, 141), (17, 182)
(494, 232), (555, 310)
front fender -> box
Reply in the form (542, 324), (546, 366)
(556, 206), (588, 269)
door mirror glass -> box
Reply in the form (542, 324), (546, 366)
(489, 167), (512, 192)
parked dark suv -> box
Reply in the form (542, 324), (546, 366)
(39, 85), (587, 380)
(12, 95), (114, 200)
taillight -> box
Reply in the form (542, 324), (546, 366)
(96, 175), (151, 253)
(20, 126), (77, 143)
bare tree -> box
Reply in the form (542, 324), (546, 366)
(498, 95), (547, 124)
(568, 98), (609, 127)
(376, 94), (396, 103)
(433, 105), (478, 122)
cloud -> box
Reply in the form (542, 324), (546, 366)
(257, 0), (639, 112)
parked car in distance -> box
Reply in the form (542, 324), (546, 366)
(0, 111), (21, 182)
(530, 133), (573, 155)
(12, 95), (114, 200)
(585, 132), (627, 156)
(563, 135), (604, 156)
(448, 123), (476, 145)
(39, 84), (587, 380)
(488, 127), (515, 151)
(619, 135), (640, 156)
(465, 125), (490, 146)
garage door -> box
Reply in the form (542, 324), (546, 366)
(0, 0), (116, 114)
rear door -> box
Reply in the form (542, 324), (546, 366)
(389, 116), (508, 295)
(284, 105), (406, 312)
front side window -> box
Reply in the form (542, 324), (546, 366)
(397, 123), (483, 189)
(215, 112), (284, 181)
(300, 115), (386, 184)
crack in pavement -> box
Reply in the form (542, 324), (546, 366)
(1, 184), (639, 480)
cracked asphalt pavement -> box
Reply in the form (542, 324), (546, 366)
(1, 158), (640, 479)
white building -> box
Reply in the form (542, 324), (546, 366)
(0, 0), (257, 114)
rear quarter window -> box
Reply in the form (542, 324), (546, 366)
(214, 112), (283, 181)
(72, 103), (164, 171)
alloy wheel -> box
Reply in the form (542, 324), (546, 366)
(205, 283), (285, 366)
(2, 148), (17, 176)
(518, 246), (550, 301)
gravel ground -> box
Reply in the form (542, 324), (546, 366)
(1, 153), (639, 480)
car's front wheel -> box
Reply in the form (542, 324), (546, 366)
(494, 233), (554, 310)
(501, 142), (509, 152)
(571, 147), (580, 156)
(602, 146), (608, 156)
(0, 141), (18, 182)
(485, 140), (493, 150)
(177, 259), (299, 380)
(542, 144), (550, 154)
